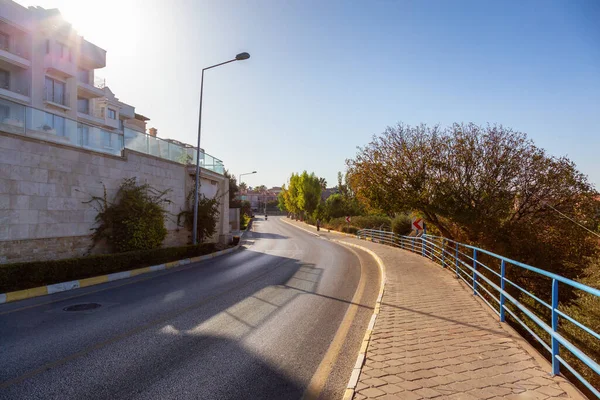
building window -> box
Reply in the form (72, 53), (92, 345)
(44, 112), (66, 136)
(77, 97), (89, 114)
(58, 42), (71, 61)
(119, 119), (124, 131)
(46, 39), (50, 54)
(78, 68), (90, 84)
(0, 69), (9, 90)
(45, 76), (66, 105)
(107, 108), (116, 119)
(0, 32), (9, 51)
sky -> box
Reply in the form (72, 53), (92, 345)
(16, 0), (600, 189)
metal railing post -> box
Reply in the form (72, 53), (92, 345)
(552, 279), (560, 375)
(473, 249), (478, 295)
(421, 235), (425, 257)
(500, 260), (506, 322)
(455, 242), (459, 278)
(442, 238), (446, 267)
(412, 237), (415, 253)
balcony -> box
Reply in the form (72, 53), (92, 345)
(43, 90), (70, 110)
(77, 75), (105, 98)
(44, 53), (76, 78)
(0, 45), (30, 69)
(0, 82), (29, 103)
(80, 39), (106, 69)
(77, 107), (104, 126)
(0, 97), (123, 157)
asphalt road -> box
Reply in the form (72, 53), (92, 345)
(0, 216), (380, 400)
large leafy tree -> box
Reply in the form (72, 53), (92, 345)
(279, 172), (322, 217)
(347, 123), (599, 281)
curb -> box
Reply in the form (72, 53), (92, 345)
(333, 240), (386, 400)
(0, 244), (244, 306)
(281, 218), (387, 400)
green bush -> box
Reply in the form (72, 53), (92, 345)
(341, 226), (360, 234)
(240, 214), (251, 231)
(324, 215), (391, 232)
(0, 244), (217, 293)
(392, 214), (412, 236)
(88, 178), (170, 253)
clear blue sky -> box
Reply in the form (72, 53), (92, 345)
(18, 0), (600, 189)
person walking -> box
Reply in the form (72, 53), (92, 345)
(316, 219), (321, 231)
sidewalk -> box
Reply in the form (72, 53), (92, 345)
(283, 219), (584, 400)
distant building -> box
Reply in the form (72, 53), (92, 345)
(321, 187), (338, 201)
(238, 188), (279, 211)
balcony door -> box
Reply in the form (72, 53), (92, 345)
(45, 76), (65, 105)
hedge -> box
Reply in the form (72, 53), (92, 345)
(0, 243), (219, 293)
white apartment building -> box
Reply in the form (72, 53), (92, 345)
(0, 0), (147, 148)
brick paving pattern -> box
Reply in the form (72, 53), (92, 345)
(284, 220), (584, 400)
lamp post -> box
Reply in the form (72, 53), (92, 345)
(238, 171), (257, 185)
(192, 52), (250, 245)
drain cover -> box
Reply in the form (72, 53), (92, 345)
(63, 303), (102, 312)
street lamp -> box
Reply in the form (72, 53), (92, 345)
(238, 171), (257, 185)
(192, 52), (251, 245)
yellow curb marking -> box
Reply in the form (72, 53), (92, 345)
(79, 275), (109, 288)
(130, 267), (152, 277)
(6, 286), (48, 302)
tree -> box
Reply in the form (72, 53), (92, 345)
(255, 185), (267, 193)
(280, 172), (322, 218)
(224, 170), (240, 207)
(347, 122), (599, 281)
(319, 177), (327, 190)
(239, 182), (248, 192)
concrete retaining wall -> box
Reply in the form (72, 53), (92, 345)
(0, 131), (229, 264)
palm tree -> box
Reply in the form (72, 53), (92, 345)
(319, 177), (327, 190)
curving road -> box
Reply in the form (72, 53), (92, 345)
(0, 216), (380, 400)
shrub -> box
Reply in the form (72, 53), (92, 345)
(0, 244), (218, 293)
(341, 226), (359, 234)
(87, 178), (170, 253)
(178, 190), (220, 243)
(392, 214), (412, 236)
(240, 214), (251, 231)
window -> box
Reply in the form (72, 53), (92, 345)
(44, 113), (66, 136)
(107, 108), (116, 119)
(119, 119), (125, 131)
(46, 39), (50, 54)
(0, 69), (9, 89)
(0, 32), (9, 51)
(45, 76), (66, 105)
(77, 97), (89, 114)
(78, 68), (90, 84)
(58, 42), (71, 61)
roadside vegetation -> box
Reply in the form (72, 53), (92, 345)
(0, 244), (218, 293)
(280, 122), (600, 392)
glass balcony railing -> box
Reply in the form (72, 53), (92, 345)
(0, 97), (225, 174)
(0, 97), (122, 156)
(123, 128), (225, 174)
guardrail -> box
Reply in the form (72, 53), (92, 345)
(356, 228), (600, 397)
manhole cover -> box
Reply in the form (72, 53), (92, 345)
(63, 303), (102, 312)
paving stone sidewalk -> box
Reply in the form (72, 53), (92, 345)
(284, 220), (585, 400)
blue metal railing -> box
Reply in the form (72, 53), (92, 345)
(356, 228), (600, 397)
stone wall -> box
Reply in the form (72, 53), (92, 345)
(0, 132), (229, 264)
